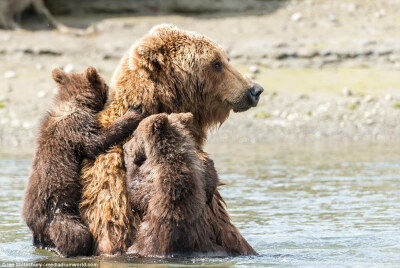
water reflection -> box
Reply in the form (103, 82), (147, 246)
(1, 143), (400, 266)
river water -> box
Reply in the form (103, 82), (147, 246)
(0, 143), (399, 267)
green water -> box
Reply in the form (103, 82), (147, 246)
(1, 143), (400, 267)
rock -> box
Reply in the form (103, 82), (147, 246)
(273, 42), (288, 48)
(360, 40), (377, 47)
(365, 119), (375, 125)
(37, 90), (47, 98)
(342, 87), (353, 96)
(375, 9), (386, 18)
(287, 113), (298, 121)
(4, 71), (17, 79)
(329, 14), (337, 22)
(291, 12), (303, 22)
(63, 64), (75, 73)
(348, 3), (358, 13)
(35, 63), (44, 70)
(385, 94), (393, 101)
(249, 65), (259, 74)
(363, 95), (374, 103)
(299, 94), (309, 100)
(22, 122), (32, 129)
(297, 48), (318, 58)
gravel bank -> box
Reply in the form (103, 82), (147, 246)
(209, 91), (400, 144)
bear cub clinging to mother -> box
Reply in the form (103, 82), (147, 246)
(123, 113), (224, 257)
(22, 67), (146, 257)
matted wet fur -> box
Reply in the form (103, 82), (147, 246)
(80, 24), (261, 255)
(123, 113), (226, 257)
(22, 67), (146, 257)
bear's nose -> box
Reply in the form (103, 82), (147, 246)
(248, 84), (264, 106)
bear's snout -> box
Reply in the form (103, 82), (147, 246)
(247, 84), (264, 107)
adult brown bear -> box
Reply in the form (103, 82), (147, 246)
(80, 24), (263, 256)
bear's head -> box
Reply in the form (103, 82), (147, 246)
(110, 24), (263, 146)
(124, 112), (195, 167)
(52, 66), (109, 112)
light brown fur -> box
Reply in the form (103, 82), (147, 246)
(80, 24), (262, 255)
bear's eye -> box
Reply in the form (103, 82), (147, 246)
(212, 61), (223, 72)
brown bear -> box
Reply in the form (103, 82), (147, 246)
(80, 24), (262, 255)
(22, 67), (146, 257)
(123, 112), (226, 257)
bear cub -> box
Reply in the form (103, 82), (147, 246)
(123, 113), (226, 257)
(22, 67), (146, 257)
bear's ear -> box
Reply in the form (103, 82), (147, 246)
(52, 68), (67, 85)
(133, 35), (165, 71)
(85, 66), (103, 87)
(178, 112), (194, 128)
(150, 113), (169, 134)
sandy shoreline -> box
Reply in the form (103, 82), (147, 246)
(1, 0), (400, 153)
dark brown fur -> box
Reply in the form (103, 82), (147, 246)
(123, 113), (225, 257)
(22, 67), (146, 257)
(80, 24), (261, 255)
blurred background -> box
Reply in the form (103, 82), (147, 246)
(1, 0), (400, 267)
(1, 0), (400, 151)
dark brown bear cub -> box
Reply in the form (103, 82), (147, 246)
(22, 67), (146, 257)
(123, 113), (226, 257)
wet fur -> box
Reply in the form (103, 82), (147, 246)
(124, 113), (225, 257)
(80, 24), (258, 256)
(22, 67), (145, 257)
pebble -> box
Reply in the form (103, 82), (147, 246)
(4, 71), (17, 79)
(64, 64), (75, 73)
(329, 14), (337, 22)
(249, 65), (259, 74)
(363, 95), (374, 103)
(22, 122), (32, 129)
(291, 12), (303, 22)
(342, 87), (353, 96)
(375, 9), (386, 18)
(365, 119), (375, 125)
(37, 90), (47, 98)
(385, 94), (393, 101)
(348, 3), (357, 13)
(35, 63), (44, 70)
(298, 94), (309, 100)
(287, 113), (298, 121)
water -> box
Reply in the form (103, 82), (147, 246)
(1, 143), (400, 267)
